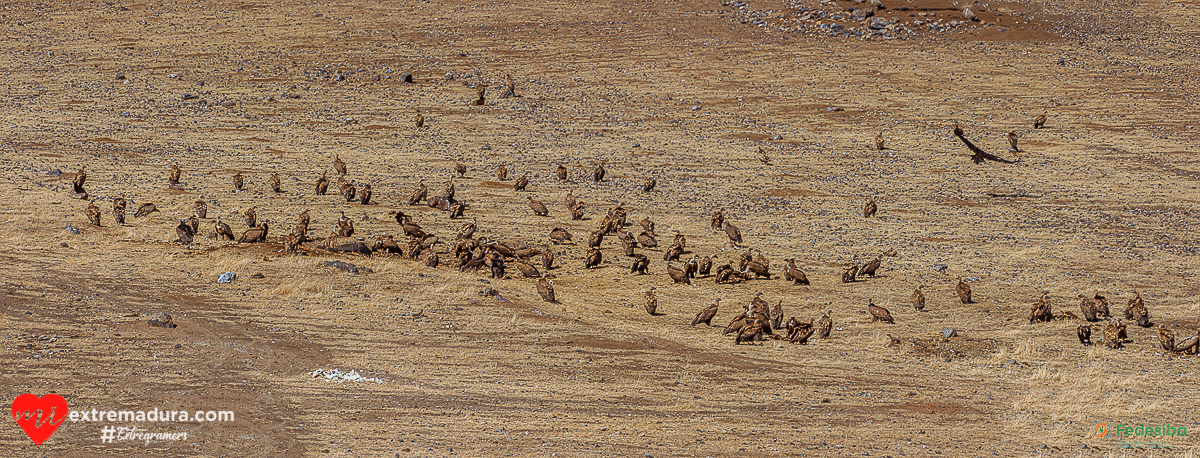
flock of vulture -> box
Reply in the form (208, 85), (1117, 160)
(65, 108), (1200, 355)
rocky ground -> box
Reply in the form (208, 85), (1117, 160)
(1, 0), (1199, 456)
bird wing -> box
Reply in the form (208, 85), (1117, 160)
(954, 131), (1015, 164)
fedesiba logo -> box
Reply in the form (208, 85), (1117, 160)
(1095, 422), (1188, 438)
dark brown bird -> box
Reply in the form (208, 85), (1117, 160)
(783, 259), (809, 285)
(402, 220), (427, 239)
(584, 248), (602, 269)
(455, 163), (467, 177)
(570, 202), (585, 221)
(359, 183), (372, 205)
(684, 255), (699, 279)
(1033, 113), (1047, 129)
(175, 219), (194, 244)
(644, 288), (658, 315)
(1078, 325), (1092, 346)
(513, 261), (541, 278)
(1125, 291), (1151, 327)
(333, 155), (347, 175)
(244, 206), (257, 228)
(735, 322), (765, 345)
(816, 313), (832, 339)
(956, 278), (972, 304)
(233, 171), (244, 191)
(724, 222), (742, 246)
(168, 164), (181, 185)
(85, 201), (101, 226)
(542, 248), (555, 271)
(284, 233), (302, 255)
(691, 299), (720, 326)
(293, 209), (310, 239)
(756, 147), (770, 165)
(414, 113), (424, 128)
(496, 163), (508, 181)
(514, 172), (529, 191)
(1007, 131), (1020, 152)
(337, 212), (354, 237)
(1093, 294), (1112, 319)
(859, 257), (881, 277)
(953, 123), (1016, 164)
(556, 165), (568, 181)
(593, 163), (605, 182)
(588, 230), (604, 248)
(1104, 320), (1123, 349)
(640, 217), (655, 235)
(769, 301), (784, 330)
(744, 260), (770, 279)
(868, 301), (893, 323)
(841, 264), (858, 283)
(912, 286), (926, 311)
(408, 180), (428, 205)
(528, 197), (549, 216)
(1029, 293), (1052, 324)
(1079, 295), (1100, 322)
(269, 172), (282, 193)
(214, 217), (234, 241)
(875, 132), (886, 151)
(186, 215), (199, 235)
(449, 203), (465, 219)
(472, 85), (486, 106)
(112, 197), (126, 225)
(863, 196), (877, 218)
(194, 199), (207, 219)
(642, 176), (656, 192)
(630, 253), (649, 274)
(1159, 325), (1176, 352)
(536, 278), (556, 303)
(315, 173), (329, 195)
(698, 255), (714, 277)
(1174, 331), (1199, 354)
(636, 231), (657, 248)
(710, 210), (724, 232)
(663, 243), (684, 262)
(442, 178), (455, 201)
(134, 203), (160, 218)
(239, 222), (268, 243)
(341, 181), (356, 202)
(666, 262), (690, 285)
(70, 168), (88, 199)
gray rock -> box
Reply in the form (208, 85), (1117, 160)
(46, 169), (63, 176)
(942, 328), (958, 338)
(59, 242), (69, 248)
(217, 272), (236, 283)
(930, 263), (948, 274)
(64, 224), (80, 235)
(850, 8), (874, 20)
(866, 17), (892, 29)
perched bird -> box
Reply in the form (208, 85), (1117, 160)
(186, 215), (199, 235)
(194, 199), (207, 219)
(593, 163), (605, 182)
(816, 313), (833, 339)
(528, 197), (549, 216)
(692, 299), (720, 326)
(168, 164), (181, 186)
(548, 227), (573, 244)
(214, 218), (234, 241)
(912, 286), (926, 311)
(337, 212), (354, 237)
(455, 163), (467, 177)
(472, 85), (486, 106)
(859, 257), (882, 277)
(176, 220), (194, 244)
(244, 206), (257, 228)
(454, 218), (476, 241)
(735, 322), (765, 345)
(1007, 131), (1020, 152)
(642, 176), (656, 192)
(841, 264), (858, 283)
(1079, 295), (1101, 322)
(293, 209), (310, 239)
(310, 173), (327, 195)
(556, 165), (568, 181)
(1125, 291), (1152, 327)
(640, 217), (655, 235)
(863, 196), (877, 218)
(636, 231), (657, 248)
(513, 261), (541, 278)
(85, 201), (102, 226)
(239, 222), (268, 243)
(341, 181), (356, 202)
(666, 262), (690, 285)
(233, 171), (244, 191)
(875, 132), (886, 151)
(1093, 294), (1112, 319)
(570, 202), (585, 220)
(756, 147), (770, 165)
(333, 155), (347, 175)
(710, 209), (724, 232)
(1078, 325), (1092, 346)
(268, 172), (282, 193)
(414, 113), (424, 128)
(956, 278), (972, 304)
(408, 180), (428, 205)
(769, 301), (784, 330)
(1029, 293), (1053, 324)
(542, 248), (555, 271)
(134, 203), (160, 218)
(868, 300), (893, 323)
(584, 248), (602, 269)
(698, 254), (714, 277)
(112, 197), (126, 225)
(1159, 325), (1176, 352)
(449, 203), (465, 219)
(953, 123), (1015, 164)
(644, 288), (658, 315)
(1174, 331), (1199, 354)
(724, 222), (742, 246)
(442, 178), (455, 200)
(514, 172), (529, 191)
(496, 164), (508, 181)
(1104, 320), (1123, 349)
(1033, 113), (1047, 129)
(630, 253), (649, 274)
(536, 278), (556, 303)
(70, 168), (88, 199)
(359, 184), (372, 205)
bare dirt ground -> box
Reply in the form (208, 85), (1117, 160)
(2, 0), (1199, 456)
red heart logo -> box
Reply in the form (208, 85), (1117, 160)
(11, 393), (68, 445)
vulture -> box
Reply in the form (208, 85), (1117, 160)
(863, 196), (877, 218)
(584, 248), (602, 269)
(563, 192), (576, 210)
(497, 73), (517, 98)
(859, 257), (881, 277)
(427, 195), (453, 211)
(1079, 295), (1100, 322)
(593, 163), (605, 182)
(724, 222), (742, 246)
(620, 235), (636, 256)
(666, 262), (690, 285)
(333, 155), (347, 175)
(630, 253), (649, 274)
(663, 243), (684, 262)
(549, 227), (572, 244)
(698, 255), (714, 277)
(912, 286), (926, 311)
(194, 199), (207, 219)
(112, 197), (126, 225)
(640, 217), (655, 235)
(710, 210), (724, 232)
(692, 299), (720, 326)
(868, 301), (893, 323)
(455, 218), (476, 240)
(514, 173), (529, 191)
(422, 250), (439, 268)
(953, 123), (1015, 164)
(341, 181), (356, 202)
(168, 164), (181, 185)
(816, 313), (832, 339)
(233, 171), (244, 191)
(684, 255), (699, 278)
(956, 278), (972, 304)
(556, 165), (568, 181)
(1175, 331), (1200, 355)
(214, 218), (234, 241)
(637, 231), (657, 248)
(496, 164), (508, 181)
(588, 230), (604, 248)
(1093, 294), (1112, 318)
(528, 197), (549, 216)
(186, 215), (199, 235)
(841, 264), (858, 283)
(450, 203), (465, 219)
(315, 173), (330, 195)
(1007, 131), (1020, 152)
(769, 301), (784, 330)
(395, 210), (410, 225)
(337, 212), (354, 237)
(284, 233), (302, 255)
(443, 178), (456, 200)
(644, 288), (658, 315)
(744, 260), (770, 279)
(239, 222), (268, 243)
(359, 184), (372, 205)
(542, 248), (555, 270)
(71, 168), (88, 199)
(875, 132), (886, 151)
(1159, 325), (1176, 352)
(783, 259), (809, 285)
(414, 113), (424, 128)
(735, 322), (765, 345)
(756, 147), (770, 165)
(402, 220), (427, 239)
(270, 172), (282, 193)
(1033, 113), (1047, 129)
(244, 206), (257, 228)
(570, 202), (585, 221)
(316, 236), (372, 255)
(536, 278), (556, 303)
(1078, 325), (1092, 346)
(787, 322), (816, 344)
(472, 85), (486, 106)
(408, 181), (428, 205)
(373, 235), (402, 254)
(1125, 291), (1151, 327)
(86, 201), (102, 226)
(513, 261), (541, 278)
(642, 177), (656, 192)
(176, 220), (194, 245)
(134, 203), (160, 218)
(455, 163), (467, 177)
(1104, 320), (1123, 349)
(1029, 294), (1052, 324)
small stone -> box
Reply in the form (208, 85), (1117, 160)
(46, 169), (63, 176)
(59, 242), (69, 248)
(942, 328), (958, 338)
(866, 17), (891, 29)
(250, 273), (265, 279)
(772, 134), (783, 140)
(181, 93), (198, 100)
(962, 7), (979, 21)
(115, 73), (126, 80)
(64, 224), (80, 235)
(147, 312), (177, 329)
(850, 8), (874, 20)
(930, 263), (948, 274)
(217, 272), (237, 283)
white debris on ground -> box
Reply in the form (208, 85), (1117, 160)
(309, 368), (385, 384)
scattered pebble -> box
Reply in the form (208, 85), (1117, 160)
(217, 272), (237, 283)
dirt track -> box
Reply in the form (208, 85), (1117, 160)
(2, 0), (1199, 456)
